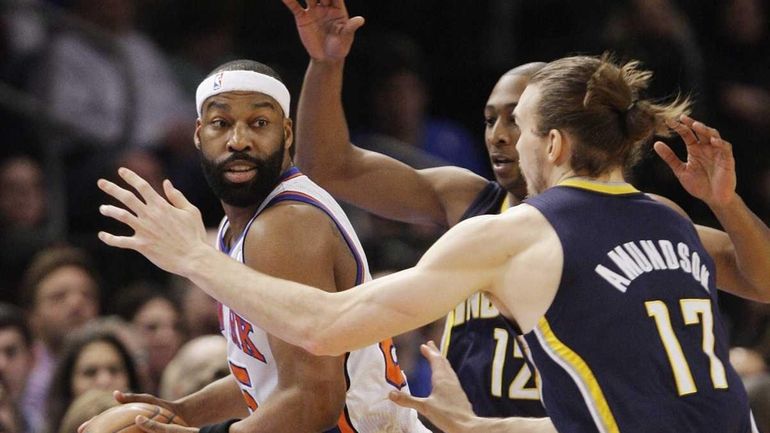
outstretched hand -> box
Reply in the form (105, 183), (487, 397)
(282, 0), (364, 61)
(97, 168), (212, 277)
(654, 115), (737, 209)
(388, 341), (475, 433)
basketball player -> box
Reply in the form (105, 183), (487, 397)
(96, 60), (429, 433)
(283, 0), (546, 417)
(99, 55), (770, 432)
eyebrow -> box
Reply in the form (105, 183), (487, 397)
(207, 101), (230, 112)
(484, 102), (517, 112)
(251, 101), (278, 111)
(205, 100), (278, 113)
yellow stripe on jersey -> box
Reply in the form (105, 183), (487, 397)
(500, 194), (512, 212)
(535, 318), (619, 433)
(440, 308), (455, 356)
(558, 178), (640, 195)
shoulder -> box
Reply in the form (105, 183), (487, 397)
(645, 193), (693, 221)
(247, 201), (337, 244)
(425, 204), (554, 267)
(243, 201), (340, 262)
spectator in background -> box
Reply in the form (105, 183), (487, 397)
(0, 303), (33, 433)
(704, 0), (770, 358)
(85, 316), (152, 391)
(115, 282), (184, 394)
(89, 149), (172, 298)
(45, 326), (142, 433)
(707, 0), (770, 205)
(601, 0), (712, 223)
(56, 389), (117, 433)
(158, 335), (228, 401)
(32, 0), (193, 235)
(172, 276), (220, 339)
(603, 0), (705, 108)
(353, 31), (490, 178)
(0, 155), (51, 303)
(19, 245), (100, 433)
(39, 0), (191, 151)
(0, 376), (23, 433)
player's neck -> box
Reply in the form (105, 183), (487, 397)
(222, 203), (259, 247)
(554, 167), (626, 186)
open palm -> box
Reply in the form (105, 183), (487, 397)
(282, 0), (365, 61)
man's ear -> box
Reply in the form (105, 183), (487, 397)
(547, 128), (564, 163)
(283, 118), (294, 151)
(193, 119), (202, 150)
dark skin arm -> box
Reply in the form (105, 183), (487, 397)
(118, 203), (350, 433)
(78, 374), (248, 433)
(229, 202), (348, 433)
(285, 0), (488, 228)
(116, 376), (249, 426)
(654, 116), (770, 302)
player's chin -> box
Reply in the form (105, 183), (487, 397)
(495, 171), (525, 193)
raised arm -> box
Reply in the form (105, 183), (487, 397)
(284, 0), (489, 227)
(97, 169), (520, 355)
(655, 115), (770, 302)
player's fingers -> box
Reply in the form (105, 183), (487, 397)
(118, 168), (168, 207)
(115, 391), (159, 405)
(281, 0), (306, 15)
(653, 141), (685, 173)
(163, 180), (197, 213)
(99, 205), (139, 229)
(679, 114), (695, 128)
(342, 16), (365, 35)
(690, 120), (716, 145)
(98, 231), (137, 250)
(666, 118), (698, 145)
(98, 178), (146, 215)
(420, 341), (443, 361)
(710, 136), (733, 153)
(135, 416), (171, 433)
(77, 417), (95, 433)
(319, 0), (332, 7)
(690, 118), (721, 140)
(388, 390), (427, 412)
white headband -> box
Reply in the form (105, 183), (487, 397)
(195, 70), (291, 118)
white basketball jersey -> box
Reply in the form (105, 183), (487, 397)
(216, 167), (429, 433)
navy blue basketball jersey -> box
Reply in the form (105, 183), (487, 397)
(440, 181), (547, 417)
(522, 179), (758, 433)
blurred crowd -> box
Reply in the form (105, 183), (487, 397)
(0, 0), (768, 432)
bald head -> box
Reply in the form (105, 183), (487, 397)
(503, 62), (547, 79)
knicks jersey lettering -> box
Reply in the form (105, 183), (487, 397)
(218, 303), (266, 363)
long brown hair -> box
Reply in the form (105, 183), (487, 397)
(529, 53), (691, 176)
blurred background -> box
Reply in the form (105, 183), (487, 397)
(0, 0), (768, 432)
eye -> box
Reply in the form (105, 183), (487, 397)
(253, 118), (268, 128)
(210, 119), (229, 128)
(81, 367), (98, 378)
(484, 116), (496, 128)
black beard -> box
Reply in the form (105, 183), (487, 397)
(200, 141), (285, 208)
